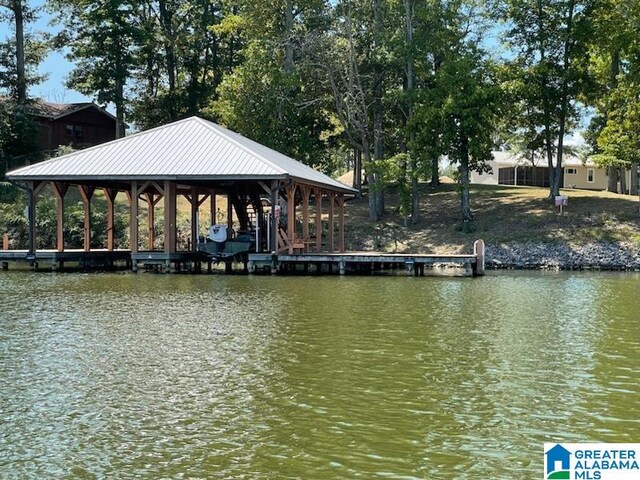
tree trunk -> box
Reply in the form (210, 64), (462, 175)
(607, 165), (618, 193)
(619, 166), (627, 194)
(158, 0), (177, 121)
(405, 0), (419, 224)
(373, 0), (384, 217)
(630, 162), (638, 195)
(353, 149), (362, 192)
(115, 60), (126, 139)
(411, 174), (419, 224)
(459, 137), (473, 226)
(363, 149), (378, 220)
(430, 157), (439, 186)
(13, 0), (26, 103)
(284, 0), (294, 74)
(552, 0), (576, 199)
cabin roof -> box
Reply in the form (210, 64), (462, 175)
(7, 116), (357, 194)
(31, 101), (117, 122)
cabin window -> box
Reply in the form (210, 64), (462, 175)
(566, 168), (577, 175)
(65, 124), (74, 136)
(587, 168), (595, 183)
(74, 126), (84, 139)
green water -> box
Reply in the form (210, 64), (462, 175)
(0, 271), (639, 479)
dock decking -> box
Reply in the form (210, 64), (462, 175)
(1, 240), (485, 276)
(248, 252), (481, 276)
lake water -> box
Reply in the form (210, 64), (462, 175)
(0, 271), (639, 479)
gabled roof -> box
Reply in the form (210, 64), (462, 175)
(7, 116), (357, 194)
(31, 101), (117, 122)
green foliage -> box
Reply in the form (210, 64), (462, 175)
(0, 99), (40, 176)
(0, 186), (130, 249)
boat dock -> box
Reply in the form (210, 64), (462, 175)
(0, 240), (485, 276)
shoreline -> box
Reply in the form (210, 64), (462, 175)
(484, 241), (640, 271)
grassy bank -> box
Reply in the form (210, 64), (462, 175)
(344, 183), (640, 254)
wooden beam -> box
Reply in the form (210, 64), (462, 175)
(270, 181), (277, 252)
(164, 180), (177, 253)
(210, 193), (217, 225)
(104, 188), (117, 251)
(338, 194), (345, 253)
(130, 181), (139, 253)
(196, 193), (210, 207)
(286, 183), (296, 254)
(50, 181), (69, 252)
(34, 180), (46, 196)
(78, 185), (95, 252)
(27, 181), (37, 254)
(190, 187), (198, 252)
(302, 185), (310, 242)
(227, 194), (233, 233)
(328, 191), (335, 253)
(315, 188), (322, 253)
(145, 192), (155, 250)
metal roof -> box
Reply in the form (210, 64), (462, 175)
(7, 116), (356, 194)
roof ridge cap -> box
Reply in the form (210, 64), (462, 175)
(194, 117), (287, 175)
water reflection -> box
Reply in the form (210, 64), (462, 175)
(0, 271), (639, 479)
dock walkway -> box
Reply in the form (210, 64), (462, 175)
(248, 251), (482, 276)
(1, 240), (485, 276)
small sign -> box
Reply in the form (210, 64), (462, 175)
(544, 443), (640, 479)
(555, 196), (568, 207)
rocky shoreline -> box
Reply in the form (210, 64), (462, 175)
(485, 241), (640, 271)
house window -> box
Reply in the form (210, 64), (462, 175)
(587, 168), (595, 183)
(65, 124), (74, 136)
(74, 126), (84, 139)
(566, 168), (577, 175)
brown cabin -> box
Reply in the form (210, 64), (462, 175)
(33, 101), (117, 154)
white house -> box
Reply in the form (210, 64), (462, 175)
(471, 151), (611, 190)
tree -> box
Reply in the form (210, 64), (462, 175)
(584, 0), (640, 195)
(212, 0), (332, 169)
(0, 0), (48, 102)
(440, 54), (500, 228)
(52, 0), (141, 137)
(498, 0), (591, 199)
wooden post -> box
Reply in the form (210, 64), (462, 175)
(2, 234), (8, 250)
(302, 185), (310, 241)
(27, 181), (38, 254)
(474, 239), (485, 276)
(130, 181), (139, 253)
(145, 192), (155, 250)
(191, 187), (198, 252)
(227, 194), (233, 235)
(328, 191), (335, 253)
(270, 181), (278, 252)
(286, 183), (296, 254)
(50, 181), (69, 252)
(164, 181), (177, 253)
(104, 188), (117, 251)
(315, 189), (322, 253)
(210, 192), (217, 225)
(338, 194), (345, 253)
(78, 185), (95, 252)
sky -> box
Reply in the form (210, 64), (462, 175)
(0, 0), (91, 104)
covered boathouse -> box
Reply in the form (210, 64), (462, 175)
(5, 116), (358, 272)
